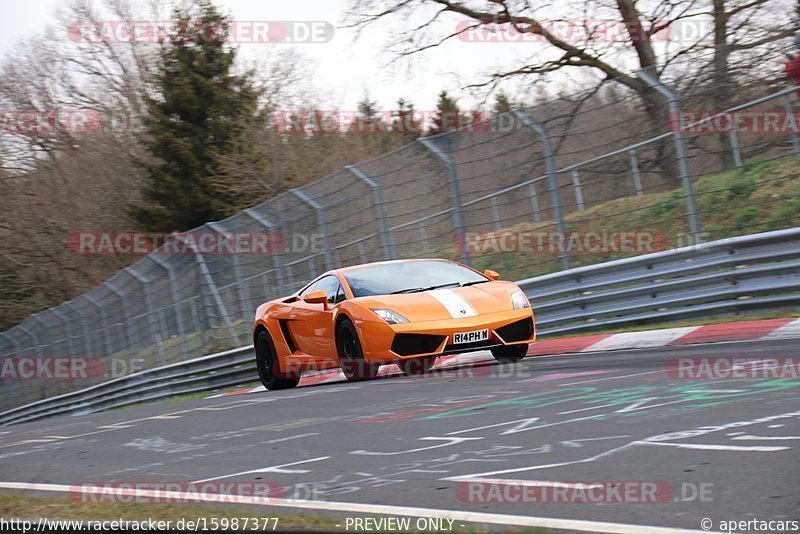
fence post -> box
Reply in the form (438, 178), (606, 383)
(124, 267), (164, 366)
(629, 149), (644, 196)
(105, 281), (135, 349)
(782, 93), (800, 157)
(724, 113), (742, 168)
(637, 69), (703, 245)
(291, 188), (335, 270)
(0, 333), (18, 407)
(243, 208), (286, 296)
(346, 164), (396, 260)
(83, 294), (113, 358)
(206, 221), (251, 319)
(513, 110), (570, 270)
(16, 324), (42, 404)
(528, 183), (542, 223)
(50, 306), (77, 357)
(174, 234), (242, 347)
(570, 170), (585, 211)
(418, 137), (470, 265)
(148, 255), (189, 357)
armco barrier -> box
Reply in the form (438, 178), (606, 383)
(1, 228), (798, 426)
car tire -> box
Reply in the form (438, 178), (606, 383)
(491, 344), (529, 363)
(255, 330), (300, 390)
(337, 318), (379, 381)
(397, 356), (436, 376)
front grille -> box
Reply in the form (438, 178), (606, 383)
(496, 317), (534, 342)
(391, 334), (445, 356)
(444, 339), (496, 353)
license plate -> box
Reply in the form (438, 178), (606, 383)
(453, 329), (489, 344)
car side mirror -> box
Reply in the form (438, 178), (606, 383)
(484, 269), (500, 280)
(303, 289), (328, 309)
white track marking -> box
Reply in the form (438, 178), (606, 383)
(445, 443), (640, 480)
(192, 456), (330, 483)
(351, 437), (483, 456)
(453, 478), (603, 489)
(558, 369), (664, 386)
(633, 441), (788, 452)
(581, 327), (700, 352)
(730, 435), (800, 440)
(760, 318), (800, 339)
(428, 289), (477, 318)
(265, 432), (321, 443)
(446, 418), (541, 436)
(0, 481), (714, 534)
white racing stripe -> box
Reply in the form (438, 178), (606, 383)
(428, 289), (477, 318)
(0, 481), (713, 533)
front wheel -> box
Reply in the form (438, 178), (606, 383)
(397, 356), (436, 376)
(337, 318), (379, 381)
(255, 330), (300, 390)
(491, 344), (529, 363)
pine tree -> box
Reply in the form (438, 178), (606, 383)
(129, 0), (260, 232)
(391, 98), (421, 138)
(493, 92), (513, 117)
(428, 90), (462, 135)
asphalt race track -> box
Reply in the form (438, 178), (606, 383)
(1, 339), (799, 533)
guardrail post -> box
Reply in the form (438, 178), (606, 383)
(782, 93), (800, 157)
(513, 110), (570, 270)
(105, 281), (134, 349)
(291, 189), (335, 270)
(148, 255), (189, 357)
(637, 69), (703, 245)
(243, 208), (286, 296)
(174, 234), (242, 347)
(346, 164), (396, 260)
(124, 267), (164, 365)
(629, 149), (644, 196)
(418, 138), (470, 265)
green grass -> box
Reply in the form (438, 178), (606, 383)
(440, 157), (800, 281)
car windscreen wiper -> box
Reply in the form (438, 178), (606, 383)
(459, 280), (491, 287)
(390, 282), (461, 294)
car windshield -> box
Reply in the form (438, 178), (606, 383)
(343, 260), (488, 297)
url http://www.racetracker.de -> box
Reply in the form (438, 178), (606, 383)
(0, 517), (280, 532)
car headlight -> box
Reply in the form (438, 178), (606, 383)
(371, 308), (410, 324)
(511, 290), (530, 310)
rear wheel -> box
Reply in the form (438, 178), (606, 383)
(491, 344), (529, 363)
(337, 318), (379, 381)
(255, 330), (300, 390)
(397, 356), (436, 376)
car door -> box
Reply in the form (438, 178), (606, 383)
(289, 275), (341, 362)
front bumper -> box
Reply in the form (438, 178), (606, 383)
(357, 308), (535, 364)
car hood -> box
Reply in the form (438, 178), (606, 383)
(353, 281), (517, 323)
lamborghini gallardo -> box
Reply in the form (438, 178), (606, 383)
(252, 259), (535, 390)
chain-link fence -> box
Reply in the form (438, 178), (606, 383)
(2, 65), (800, 413)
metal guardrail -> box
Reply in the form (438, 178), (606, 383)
(1, 228), (798, 426)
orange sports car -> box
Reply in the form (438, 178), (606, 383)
(252, 259), (535, 390)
